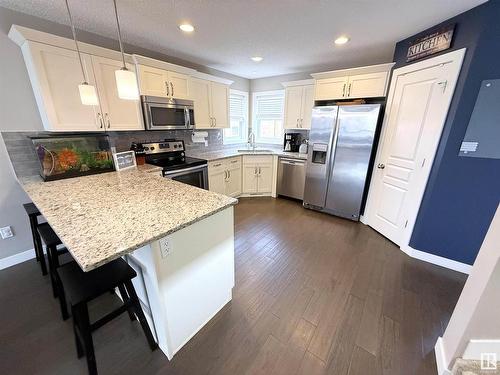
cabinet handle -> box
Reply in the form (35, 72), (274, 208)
(170, 82), (174, 97)
(97, 113), (104, 129)
(296, 118), (299, 127)
(224, 170), (227, 179)
(342, 83), (346, 97)
(165, 81), (170, 96)
(254, 167), (257, 175)
(228, 170), (231, 178)
(258, 167), (261, 174)
(231, 160), (238, 164)
(105, 113), (111, 129)
(214, 163), (221, 167)
(214, 117), (217, 127)
(347, 83), (352, 97)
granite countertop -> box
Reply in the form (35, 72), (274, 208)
(21, 167), (237, 272)
(187, 148), (308, 161)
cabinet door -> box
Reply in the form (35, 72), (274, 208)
(191, 78), (212, 128)
(314, 76), (349, 100)
(257, 164), (273, 193)
(208, 169), (226, 195)
(27, 42), (101, 131)
(300, 85), (315, 129)
(347, 72), (388, 99)
(210, 82), (230, 128)
(225, 165), (242, 197)
(91, 56), (143, 131)
(138, 65), (168, 97)
(284, 86), (304, 129)
(242, 165), (258, 194)
(167, 71), (190, 99)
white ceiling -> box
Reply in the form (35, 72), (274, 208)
(0, 0), (486, 79)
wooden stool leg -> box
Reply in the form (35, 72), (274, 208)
(77, 303), (98, 375)
(56, 273), (69, 321)
(30, 216), (48, 275)
(46, 245), (58, 298)
(124, 280), (157, 351)
(118, 284), (136, 321)
(71, 306), (84, 358)
(28, 216), (40, 262)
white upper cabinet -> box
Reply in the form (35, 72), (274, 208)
(91, 56), (143, 131)
(137, 65), (189, 99)
(314, 76), (349, 101)
(283, 81), (315, 129)
(191, 78), (230, 129)
(312, 63), (395, 101)
(25, 42), (102, 132)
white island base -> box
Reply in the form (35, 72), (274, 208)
(124, 206), (235, 359)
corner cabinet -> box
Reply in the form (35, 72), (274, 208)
(137, 64), (190, 99)
(191, 78), (230, 129)
(19, 41), (143, 132)
(208, 157), (242, 197)
(283, 81), (315, 129)
(242, 155), (273, 195)
(312, 63), (395, 101)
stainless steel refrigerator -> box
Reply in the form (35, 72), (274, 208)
(303, 104), (381, 221)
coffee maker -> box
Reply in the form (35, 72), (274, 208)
(283, 133), (301, 152)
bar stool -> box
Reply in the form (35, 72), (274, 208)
(37, 223), (71, 320)
(22, 203), (47, 275)
(57, 258), (157, 375)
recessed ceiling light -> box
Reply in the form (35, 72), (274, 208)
(179, 23), (195, 33)
(251, 56), (263, 62)
(334, 36), (349, 45)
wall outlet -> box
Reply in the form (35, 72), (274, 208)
(159, 236), (172, 258)
(0, 226), (14, 239)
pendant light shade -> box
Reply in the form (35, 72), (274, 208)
(115, 68), (139, 100)
(112, 0), (139, 100)
(78, 83), (99, 105)
(65, 0), (99, 106)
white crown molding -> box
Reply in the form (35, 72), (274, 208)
(132, 54), (197, 75)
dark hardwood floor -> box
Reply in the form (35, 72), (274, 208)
(0, 197), (466, 374)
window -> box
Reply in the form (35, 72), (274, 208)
(223, 90), (249, 144)
(252, 90), (285, 144)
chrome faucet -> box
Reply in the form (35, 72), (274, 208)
(248, 132), (256, 151)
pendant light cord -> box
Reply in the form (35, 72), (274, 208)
(112, 0), (128, 70)
(64, 0), (87, 83)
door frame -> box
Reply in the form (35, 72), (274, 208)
(363, 48), (466, 253)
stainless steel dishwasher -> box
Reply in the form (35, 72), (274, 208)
(277, 157), (306, 200)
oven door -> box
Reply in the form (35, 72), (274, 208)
(143, 99), (194, 130)
(163, 165), (208, 190)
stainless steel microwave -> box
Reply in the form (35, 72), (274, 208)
(141, 96), (195, 130)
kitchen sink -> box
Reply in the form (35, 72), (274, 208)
(237, 149), (273, 153)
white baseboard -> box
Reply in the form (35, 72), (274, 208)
(435, 337), (452, 375)
(0, 248), (36, 270)
(401, 245), (472, 275)
(463, 339), (500, 360)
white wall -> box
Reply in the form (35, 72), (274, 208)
(0, 6), (249, 260)
(437, 204), (500, 371)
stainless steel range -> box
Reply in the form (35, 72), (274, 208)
(139, 140), (208, 190)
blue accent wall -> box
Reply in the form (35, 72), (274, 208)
(393, 0), (500, 265)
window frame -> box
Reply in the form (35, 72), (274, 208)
(251, 89), (285, 145)
(223, 89), (249, 145)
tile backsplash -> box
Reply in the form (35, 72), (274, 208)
(1, 129), (235, 178)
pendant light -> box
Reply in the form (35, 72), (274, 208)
(112, 0), (139, 100)
(64, 0), (99, 106)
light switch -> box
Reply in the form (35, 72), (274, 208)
(0, 226), (14, 239)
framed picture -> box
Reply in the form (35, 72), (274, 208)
(113, 151), (137, 171)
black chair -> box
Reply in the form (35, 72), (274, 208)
(23, 203), (47, 275)
(37, 223), (71, 319)
(57, 258), (157, 375)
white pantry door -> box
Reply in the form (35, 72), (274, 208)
(365, 49), (465, 248)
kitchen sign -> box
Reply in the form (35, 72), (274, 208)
(406, 25), (455, 62)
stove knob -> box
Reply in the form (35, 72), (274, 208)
(173, 144), (177, 148)
(150, 146), (155, 150)
(143, 147), (149, 151)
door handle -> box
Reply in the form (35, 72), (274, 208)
(105, 113), (111, 129)
(97, 113), (104, 129)
(165, 81), (170, 96)
(170, 82), (174, 97)
(377, 163), (385, 169)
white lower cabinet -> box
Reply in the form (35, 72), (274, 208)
(208, 157), (241, 197)
(242, 155), (273, 195)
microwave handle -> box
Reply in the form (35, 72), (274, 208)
(184, 107), (191, 127)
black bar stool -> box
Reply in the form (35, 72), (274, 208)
(37, 223), (71, 320)
(57, 258), (158, 375)
(23, 203), (47, 275)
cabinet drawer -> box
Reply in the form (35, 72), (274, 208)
(226, 156), (241, 169)
(208, 159), (226, 173)
(242, 155), (273, 165)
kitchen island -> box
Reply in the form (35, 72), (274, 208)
(21, 166), (237, 359)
